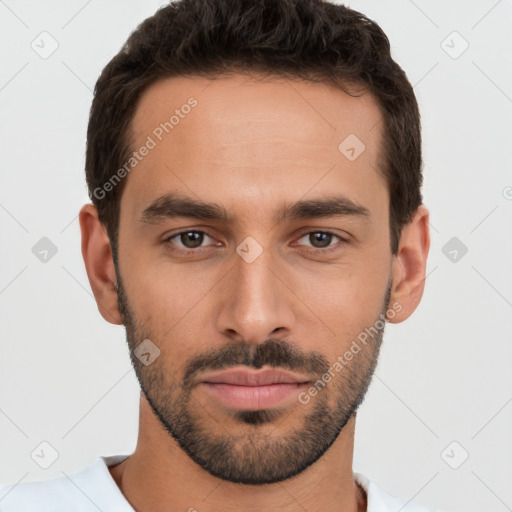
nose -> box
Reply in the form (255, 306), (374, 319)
(215, 246), (295, 344)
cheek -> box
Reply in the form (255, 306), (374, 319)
(126, 262), (219, 350)
(295, 253), (390, 349)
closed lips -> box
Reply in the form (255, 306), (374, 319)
(200, 368), (311, 387)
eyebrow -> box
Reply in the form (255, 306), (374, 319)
(139, 192), (370, 225)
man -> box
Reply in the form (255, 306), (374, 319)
(0, 0), (440, 510)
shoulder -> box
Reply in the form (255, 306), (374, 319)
(355, 472), (443, 512)
(0, 455), (132, 512)
(0, 473), (94, 511)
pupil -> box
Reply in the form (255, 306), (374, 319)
(310, 232), (331, 248)
(182, 232), (203, 248)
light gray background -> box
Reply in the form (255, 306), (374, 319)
(1, 1), (511, 511)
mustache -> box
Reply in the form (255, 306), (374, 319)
(182, 337), (330, 389)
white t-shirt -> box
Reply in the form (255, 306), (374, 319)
(0, 454), (441, 511)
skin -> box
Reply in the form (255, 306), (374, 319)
(80, 73), (430, 512)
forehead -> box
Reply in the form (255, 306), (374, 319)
(123, 73), (386, 222)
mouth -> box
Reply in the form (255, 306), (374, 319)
(198, 367), (311, 410)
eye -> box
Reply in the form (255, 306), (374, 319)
(164, 230), (217, 252)
(295, 231), (345, 251)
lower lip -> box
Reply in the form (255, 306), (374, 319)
(201, 382), (309, 410)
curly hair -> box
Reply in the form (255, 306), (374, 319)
(85, 0), (422, 259)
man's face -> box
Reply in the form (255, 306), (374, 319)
(115, 73), (394, 484)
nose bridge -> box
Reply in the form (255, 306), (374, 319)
(217, 242), (292, 342)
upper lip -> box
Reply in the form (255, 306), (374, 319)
(200, 367), (311, 386)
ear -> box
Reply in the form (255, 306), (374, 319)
(79, 203), (123, 325)
(388, 205), (430, 323)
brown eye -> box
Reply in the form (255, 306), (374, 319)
(179, 231), (204, 248)
(309, 232), (332, 248)
(165, 230), (214, 251)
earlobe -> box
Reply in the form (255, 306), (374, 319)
(79, 204), (123, 325)
(387, 205), (430, 323)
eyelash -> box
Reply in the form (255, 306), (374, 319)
(163, 229), (347, 255)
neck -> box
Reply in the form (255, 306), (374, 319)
(109, 397), (367, 512)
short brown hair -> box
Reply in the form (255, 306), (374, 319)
(85, 0), (423, 259)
